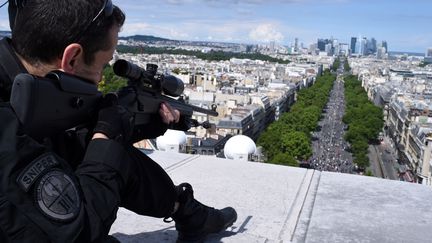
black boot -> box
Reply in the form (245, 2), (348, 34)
(104, 235), (121, 243)
(167, 183), (237, 243)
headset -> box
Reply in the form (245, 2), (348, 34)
(0, 0), (27, 30)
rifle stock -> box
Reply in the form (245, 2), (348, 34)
(10, 71), (101, 140)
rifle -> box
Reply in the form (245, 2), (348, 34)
(113, 59), (218, 129)
(10, 59), (218, 140)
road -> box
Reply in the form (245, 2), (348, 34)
(368, 136), (400, 180)
(310, 72), (355, 173)
(309, 59), (400, 180)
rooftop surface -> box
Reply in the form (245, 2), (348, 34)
(109, 150), (432, 242)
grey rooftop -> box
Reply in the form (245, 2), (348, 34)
(110, 150), (432, 243)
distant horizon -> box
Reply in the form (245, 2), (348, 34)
(0, 30), (427, 55)
(1, 1), (431, 53)
(116, 33), (428, 55)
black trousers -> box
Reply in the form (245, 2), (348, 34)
(0, 221), (9, 243)
(120, 146), (177, 218)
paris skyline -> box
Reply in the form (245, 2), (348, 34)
(0, 0), (431, 53)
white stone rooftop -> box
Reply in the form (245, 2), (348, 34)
(109, 150), (432, 243)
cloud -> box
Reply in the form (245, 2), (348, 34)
(121, 18), (290, 44)
(159, 0), (194, 5)
(121, 23), (151, 35)
(113, 0), (428, 51)
(0, 20), (10, 31)
(169, 28), (190, 39)
(199, 0), (301, 8)
(201, 0), (349, 5)
(122, 21), (193, 40)
(392, 34), (432, 52)
(249, 23), (284, 43)
(204, 0), (299, 4)
(236, 8), (254, 16)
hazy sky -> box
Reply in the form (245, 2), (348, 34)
(1, 0), (431, 52)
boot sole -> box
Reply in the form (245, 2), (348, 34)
(177, 208), (238, 243)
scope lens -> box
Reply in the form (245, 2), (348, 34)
(113, 59), (142, 80)
(162, 75), (184, 97)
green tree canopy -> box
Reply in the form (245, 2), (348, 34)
(280, 130), (312, 161)
(269, 153), (298, 167)
(99, 65), (128, 94)
(342, 73), (383, 170)
(257, 70), (336, 164)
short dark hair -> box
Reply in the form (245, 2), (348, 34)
(11, 0), (125, 65)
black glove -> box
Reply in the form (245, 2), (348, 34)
(93, 99), (134, 144)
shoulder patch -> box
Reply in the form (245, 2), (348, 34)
(36, 169), (81, 222)
(17, 153), (60, 192)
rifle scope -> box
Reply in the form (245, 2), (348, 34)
(113, 59), (184, 97)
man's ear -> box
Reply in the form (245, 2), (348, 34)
(61, 43), (84, 73)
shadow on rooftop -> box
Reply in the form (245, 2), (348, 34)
(113, 226), (177, 243)
(112, 215), (253, 242)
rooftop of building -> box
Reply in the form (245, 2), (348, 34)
(109, 150), (432, 243)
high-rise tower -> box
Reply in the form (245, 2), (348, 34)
(317, 39), (329, 51)
(426, 48), (432, 57)
(370, 38), (377, 53)
(382, 41), (388, 53)
(350, 37), (357, 54)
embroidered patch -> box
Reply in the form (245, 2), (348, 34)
(17, 153), (60, 192)
(36, 169), (81, 222)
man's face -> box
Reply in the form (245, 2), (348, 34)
(74, 25), (120, 84)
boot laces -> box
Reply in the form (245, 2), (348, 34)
(177, 183), (193, 196)
(163, 183), (194, 223)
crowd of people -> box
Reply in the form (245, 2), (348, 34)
(310, 76), (355, 173)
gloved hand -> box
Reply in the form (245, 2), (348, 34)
(93, 94), (134, 144)
(159, 102), (180, 124)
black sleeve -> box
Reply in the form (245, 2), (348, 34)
(170, 115), (192, 131)
(131, 114), (169, 142)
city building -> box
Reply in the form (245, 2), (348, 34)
(382, 40), (388, 52)
(317, 38), (331, 52)
(425, 48), (432, 63)
(350, 37), (357, 54)
(352, 55), (432, 185)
